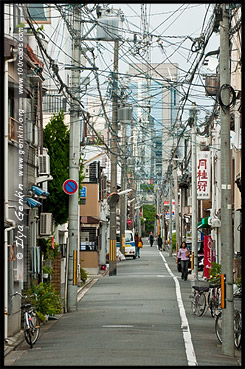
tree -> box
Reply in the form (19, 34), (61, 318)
(43, 110), (69, 225)
(142, 205), (156, 236)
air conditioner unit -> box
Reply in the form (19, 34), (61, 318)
(40, 213), (53, 236)
(38, 155), (50, 175)
(116, 208), (120, 216)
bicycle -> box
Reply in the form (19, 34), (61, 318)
(11, 291), (40, 348)
(215, 287), (242, 348)
(234, 287), (242, 349)
(207, 283), (221, 318)
(190, 285), (209, 316)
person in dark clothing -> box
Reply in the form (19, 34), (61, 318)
(149, 231), (154, 247)
(157, 235), (163, 250)
(135, 232), (143, 258)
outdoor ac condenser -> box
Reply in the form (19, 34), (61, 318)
(40, 213), (53, 236)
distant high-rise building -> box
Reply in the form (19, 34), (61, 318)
(128, 63), (179, 184)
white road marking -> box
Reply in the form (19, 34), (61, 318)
(102, 325), (134, 328)
(159, 252), (198, 366)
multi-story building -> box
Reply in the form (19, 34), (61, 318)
(4, 3), (51, 338)
(128, 63), (179, 183)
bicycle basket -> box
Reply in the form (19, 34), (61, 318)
(191, 280), (210, 288)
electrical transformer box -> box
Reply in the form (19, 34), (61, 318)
(97, 8), (124, 41)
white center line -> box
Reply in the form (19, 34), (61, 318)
(159, 252), (198, 366)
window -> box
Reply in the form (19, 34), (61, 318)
(13, 4), (21, 29)
(80, 198), (86, 205)
(27, 4), (51, 24)
(43, 94), (67, 113)
(9, 117), (20, 143)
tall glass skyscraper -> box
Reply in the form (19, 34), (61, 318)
(127, 63), (179, 184)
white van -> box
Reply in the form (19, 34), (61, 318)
(116, 230), (136, 259)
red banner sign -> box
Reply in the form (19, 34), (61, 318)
(204, 235), (215, 278)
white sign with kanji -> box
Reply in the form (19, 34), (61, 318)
(197, 151), (210, 199)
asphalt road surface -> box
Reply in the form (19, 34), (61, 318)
(5, 239), (241, 366)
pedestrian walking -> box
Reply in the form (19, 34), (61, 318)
(176, 241), (190, 281)
(157, 235), (163, 250)
(149, 231), (154, 247)
(135, 232), (143, 258)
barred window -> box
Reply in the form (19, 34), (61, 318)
(43, 94), (67, 113)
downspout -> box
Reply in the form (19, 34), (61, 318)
(4, 52), (17, 339)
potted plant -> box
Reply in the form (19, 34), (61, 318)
(43, 265), (53, 279)
(26, 282), (62, 321)
(13, 22), (25, 33)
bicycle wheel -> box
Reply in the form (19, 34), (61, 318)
(24, 319), (32, 347)
(196, 292), (206, 316)
(234, 311), (242, 349)
(29, 312), (40, 345)
(215, 311), (222, 344)
(190, 294), (196, 315)
(24, 312), (40, 347)
(209, 298), (216, 318)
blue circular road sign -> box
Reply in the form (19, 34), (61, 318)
(63, 179), (78, 195)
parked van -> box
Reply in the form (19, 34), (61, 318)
(116, 230), (136, 259)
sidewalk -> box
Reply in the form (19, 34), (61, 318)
(4, 272), (106, 359)
(164, 250), (242, 366)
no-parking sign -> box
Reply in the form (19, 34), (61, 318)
(63, 179), (78, 195)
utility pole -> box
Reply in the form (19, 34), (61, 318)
(120, 121), (126, 254)
(162, 207), (166, 250)
(220, 3), (234, 356)
(174, 163), (180, 254)
(109, 39), (119, 276)
(168, 170), (173, 257)
(190, 103), (198, 278)
(67, 5), (81, 311)
(136, 181), (141, 235)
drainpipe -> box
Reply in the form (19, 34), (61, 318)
(4, 52), (17, 339)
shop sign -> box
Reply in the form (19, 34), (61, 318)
(197, 151), (210, 199)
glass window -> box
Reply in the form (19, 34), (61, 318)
(28, 4), (51, 24)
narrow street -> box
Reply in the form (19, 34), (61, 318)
(5, 239), (241, 367)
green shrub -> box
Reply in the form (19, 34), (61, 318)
(80, 268), (88, 283)
(26, 282), (62, 321)
(208, 262), (221, 285)
(234, 276), (241, 288)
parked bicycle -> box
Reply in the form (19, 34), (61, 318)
(215, 287), (242, 349)
(190, 285), (209, 316)
(207, 283), (221, 318)
(11, 291), (40, 348)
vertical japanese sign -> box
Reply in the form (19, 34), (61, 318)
(197, 151), (210, 199)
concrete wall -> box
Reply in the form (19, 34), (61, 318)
(80, 251), (99, 274)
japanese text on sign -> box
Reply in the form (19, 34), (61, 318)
(197, 151), (210, 199)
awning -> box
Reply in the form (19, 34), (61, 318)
(81, 216), (100, 224)
(197, 217), (210, 229)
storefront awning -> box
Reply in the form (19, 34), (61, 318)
(197, 217), (210, 229)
